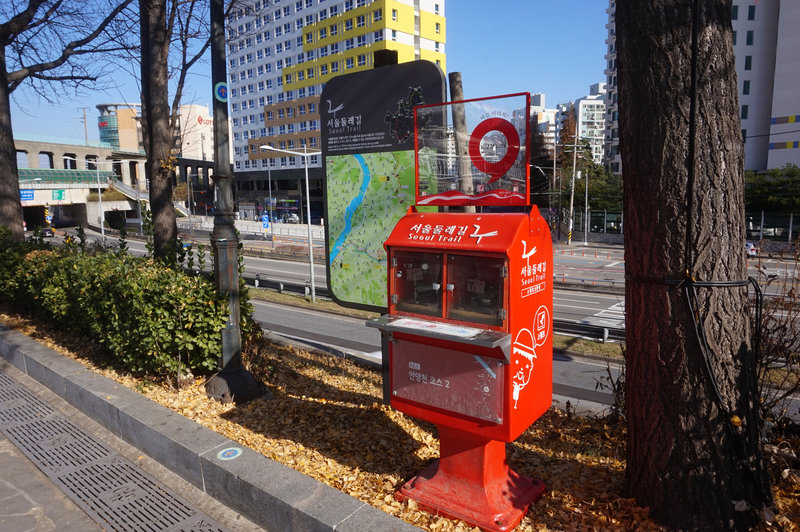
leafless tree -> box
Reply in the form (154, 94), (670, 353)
(0, 0), (134, 241)
(138, 0), (213, 261)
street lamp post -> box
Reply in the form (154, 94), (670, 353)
(259, 145), (275, 235)
(96, 163), (104, 241)
(260, 144), (320, 302)
(64, 156), (116, 242)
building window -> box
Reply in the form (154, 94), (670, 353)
(320, 64), (328, 75)
(746, 30), (753, 46)
(357, 54), (366, 66)
(374, 30), (383, 42)
(344, 19), (353, 31)
(331, 61), (339, 73)
(374, 8), (382, 21)
(748, 5), (755, 20)
(435, 22), (440, 34)
(319, 27), (327, 39)
(357, 35), (366, 46)
(741, 105), (748, 119)
(731, 5), (738, 20)
(330, 24), (338, 36)
(744, 55), (752, 70)
(306, 32), (313, 43)
(392, 9), (397, 21)
(345, 38), (354, 50)
(357, 14), (365, 27)
(434, 3), (440, 15)
(742, 80), (750, 95)
(344, 0), (353, 11)
(346, 57), (354, 69)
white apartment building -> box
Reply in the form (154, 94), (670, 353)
(575, 83), (607, 164)
(556, 84), (607, 165)
(604, 0), (800, 173)
(603, 1), (620, 174)
(531, 93), (558, 154)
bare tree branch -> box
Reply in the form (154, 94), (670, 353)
(6, 0), (134, 92)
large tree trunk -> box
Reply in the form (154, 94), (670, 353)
(0, 54), (23, 241)
(140, 0), (177, 261)
(617, 1), (772, 529)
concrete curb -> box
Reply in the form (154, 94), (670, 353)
(0, 325), (419, 531)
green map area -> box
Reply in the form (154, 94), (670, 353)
(327, 151), (417, 309)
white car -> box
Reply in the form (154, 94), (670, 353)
(746, 242), (758, 256)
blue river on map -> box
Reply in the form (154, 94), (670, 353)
(330, 154), (371, 263)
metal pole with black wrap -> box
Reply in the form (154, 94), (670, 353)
(205, 0), (269, 403)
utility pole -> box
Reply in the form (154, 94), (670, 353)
(567, 121), (578, 245)
(81, 107), (89, 145)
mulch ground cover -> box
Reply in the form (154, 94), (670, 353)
(1, 310), (797, 531)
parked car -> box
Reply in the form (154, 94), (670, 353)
(41, 227), (54, 238)
(746, 242), (758, 256)
(283, 213), (300, 224)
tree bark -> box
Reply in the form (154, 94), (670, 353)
(140, 0), (177, 261)
(0, 53), (24, 241)
(617, 1), (772, 529)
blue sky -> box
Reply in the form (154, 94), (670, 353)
(10, 0), (609, 142)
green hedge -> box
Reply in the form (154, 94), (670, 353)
(0, 236), (229, 376)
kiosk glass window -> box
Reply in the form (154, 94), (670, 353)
(393, 251), (443, 317)
(446, 254), (505, 326)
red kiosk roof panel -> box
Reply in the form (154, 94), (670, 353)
(384, 210), (530, 255)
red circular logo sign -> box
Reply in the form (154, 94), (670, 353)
(468, 118), (520, 184)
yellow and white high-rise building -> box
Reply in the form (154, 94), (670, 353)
(226, 0), (446, 220)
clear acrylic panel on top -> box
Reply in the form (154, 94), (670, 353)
(414, 93), (530, 207)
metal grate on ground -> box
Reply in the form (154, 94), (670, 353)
(0, 370), (230, 532)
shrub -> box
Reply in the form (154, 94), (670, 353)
(0, 234), (230, 377)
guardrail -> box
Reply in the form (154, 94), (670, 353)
(240, 272), (627, 343)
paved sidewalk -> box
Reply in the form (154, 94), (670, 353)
(0, 325), (419, 531)
(0, 362), (261, 532)
(0, 429), (101, 532)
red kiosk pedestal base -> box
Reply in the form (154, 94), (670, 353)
(396, 426), (545, 532)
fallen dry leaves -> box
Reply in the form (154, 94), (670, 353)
(1, 310), (798, 531)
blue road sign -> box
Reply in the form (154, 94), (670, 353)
(262, 221), (270, 229)
(20, 189), (34, 201)
(261, 215), (269, 223)
(214, 82), (228, 103)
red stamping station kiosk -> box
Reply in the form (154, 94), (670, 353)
(367, 93), (553, 531)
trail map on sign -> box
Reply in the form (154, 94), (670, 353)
(327, 151), (416, 308)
